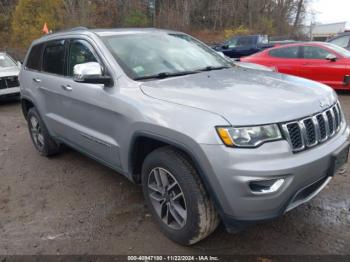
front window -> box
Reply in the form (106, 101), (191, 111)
(101, 33), (230, 80)
(68, 40), (98, 76)
(0, 54), (17, 68)
(302, 46), (333, 59)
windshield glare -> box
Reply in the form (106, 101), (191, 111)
(0, 54), (17, 68)
(102, 33), (230, 80)
(325, 43), (350, 58)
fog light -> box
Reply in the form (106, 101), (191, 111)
(249, 178), (285, 195)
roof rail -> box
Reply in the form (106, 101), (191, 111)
(40, 27), (89, 38)
(69, 27), (89, 31)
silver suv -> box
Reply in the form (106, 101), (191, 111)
(20, 28), (350, 245)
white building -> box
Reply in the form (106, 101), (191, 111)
(302, 22), (348, 41)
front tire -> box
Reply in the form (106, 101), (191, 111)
(27, 107), (60, 156)
(142, 147), (219, 245)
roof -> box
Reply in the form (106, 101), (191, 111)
(32, 27), (183, 46)
(267, 41), (336, 50)
(91, 28), (181, 36)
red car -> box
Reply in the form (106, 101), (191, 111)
(241, 42), (350, 90)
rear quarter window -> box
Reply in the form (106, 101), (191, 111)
(26, 44), (44, 71)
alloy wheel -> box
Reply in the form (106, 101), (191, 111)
(147, 167), (187, 230)
(29, 116), (45, 150)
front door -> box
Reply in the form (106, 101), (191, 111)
(298, 45), (346, 89)
(58, 39), (122, 167)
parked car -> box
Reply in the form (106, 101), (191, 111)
(20, 28), (349, 245)
(212, 35), (274, 58)
(327, 33), (350, 50)
(241, 42), (350, 90)
(0, 53), (21, 99)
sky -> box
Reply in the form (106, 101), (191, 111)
(309, 0), (350, 27)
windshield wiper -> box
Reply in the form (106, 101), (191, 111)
(134, 66), (231, 80)
(199, 66), (231, 72)
(134, 70), (200, 80)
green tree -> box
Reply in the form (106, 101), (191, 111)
(0, 0), (18, 48)
(124, 10), (150, 27)
(11, 0), (64, 48)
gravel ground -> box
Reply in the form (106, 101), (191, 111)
(0, 94), (349, 255)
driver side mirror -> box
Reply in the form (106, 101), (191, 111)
(326, 54), (337, 62)
(73, 62), (113, 86)
(17, 61), (22, 68)
(222, 45), (229, 50)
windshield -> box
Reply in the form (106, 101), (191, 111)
(0, 54), (17, 68)
(225, 36), (256, 48)
(101, 33), (231, 80)
(324, 43), (350, 58)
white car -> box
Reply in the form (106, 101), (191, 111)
(233, 61), (277, 72)
(216, 51), (276, 72)
(0, 53), (21, 99)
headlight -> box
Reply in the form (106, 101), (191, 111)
(216, 124), (282, 148)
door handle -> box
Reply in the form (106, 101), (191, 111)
(33, 78), (41, 83)
(61, 84), (73, 91)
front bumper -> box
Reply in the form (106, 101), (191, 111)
(0, 87), (20, 96)
(200, 121), (350, 231)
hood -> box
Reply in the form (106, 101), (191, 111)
(0, 67), (20, 78)
(140, 68), (337, 126)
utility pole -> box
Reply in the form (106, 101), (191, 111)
(149, 0), (156, 27)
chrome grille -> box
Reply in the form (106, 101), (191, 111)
(0, 76), (20, 89)
(282, 103), (343, 152)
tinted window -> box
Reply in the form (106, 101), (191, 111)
(42, 41), (65, 75)
(26, 44), (43, 71)
(227, 36), (255, 48)
(302, 46), (332, 59)
(329, 35), (350, 48)
(68, 40), (98, 76)
(269, 46), (299, 58)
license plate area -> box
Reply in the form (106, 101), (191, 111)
(328, 143), (350, 176)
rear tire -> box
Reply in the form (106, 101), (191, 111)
(141, 146), (219, 245)
(27, 107), (60, 156)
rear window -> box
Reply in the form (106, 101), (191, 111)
(42, 40), (66, 75)
(269, 46), (299, 58)
(26, 44), (44, 71)
(329, 35), (350, 48)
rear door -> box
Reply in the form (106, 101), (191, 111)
(298, 45), (346, 89)
(36, 40), (71, 138)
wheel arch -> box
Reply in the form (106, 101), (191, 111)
(21, 97), (36, 120)
(127, 131), (226, 219)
